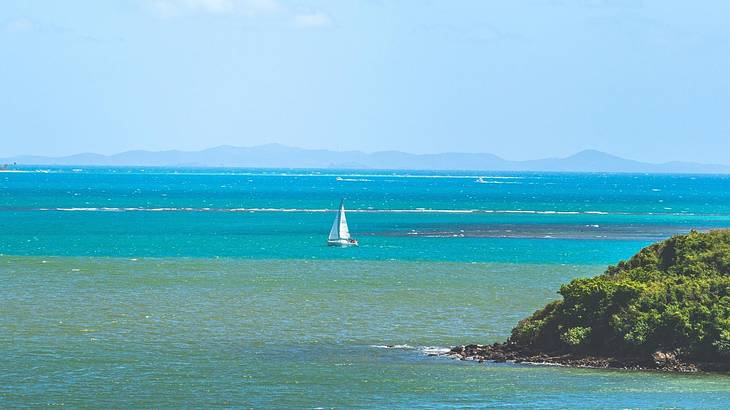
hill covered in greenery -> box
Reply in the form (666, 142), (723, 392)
(509, 230), (730, 366)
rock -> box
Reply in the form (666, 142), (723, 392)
(450, 346), (464, 354)
(440, 343), (726, 372)
(652, 350), (676, 364)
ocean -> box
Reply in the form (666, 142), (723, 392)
(1, 167), (729, 408)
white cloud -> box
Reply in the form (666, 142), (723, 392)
(4, 18), (34, 33)
(294, 11), (332, 28)
(146, 0), (333, 30)
(148, 0), (284, 17)
(244, 0), (284, 14)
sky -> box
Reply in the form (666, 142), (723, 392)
(1, 0), (729, 164)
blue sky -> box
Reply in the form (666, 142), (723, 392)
(1, 0), (729, 163)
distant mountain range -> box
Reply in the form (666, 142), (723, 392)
(3, 144), (730, 173)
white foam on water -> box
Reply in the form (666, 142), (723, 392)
(421, 346), (452, 355)
(336, 177), (373, 182)
(371, 345), (452, 356)
(521, 361), (566, 367)
(131, 171), (528, 180)
(33, 207), (712, 217)
(370, 344), (414, 349)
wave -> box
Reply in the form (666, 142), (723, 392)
(371, 344), (414, 349)
(254, 173), (527, 179)
(421, 346), (452, 355)
(336, 177), (373, 182)
(0, 169), (56, 174)
(29, 207), (701, 216)
(76, 170), (528, 180)
(370, 344), (451, 355)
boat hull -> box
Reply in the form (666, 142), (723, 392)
(327, 239), (358, 247)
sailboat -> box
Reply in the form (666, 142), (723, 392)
(327, 199), (358, 247)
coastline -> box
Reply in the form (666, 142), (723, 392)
(442, 343), (730, 374)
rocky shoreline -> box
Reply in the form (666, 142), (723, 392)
(441, 343), (730, 373)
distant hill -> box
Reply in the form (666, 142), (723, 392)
(3, 144), (729, 173)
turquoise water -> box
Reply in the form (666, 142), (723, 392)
(1, 168), (729, 408)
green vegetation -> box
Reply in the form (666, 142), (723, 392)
(511, 230), (730, 361)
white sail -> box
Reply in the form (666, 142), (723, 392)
(328, 207), (340, 240)
(328, 200), (351, 241)
(338, 202), (350, 240)
(327, 199), (357, 246)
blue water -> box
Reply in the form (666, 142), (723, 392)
(1, 167), (729, 408)
(3, 167), (730, 262)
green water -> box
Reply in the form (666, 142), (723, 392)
(2, 256), (728, 408)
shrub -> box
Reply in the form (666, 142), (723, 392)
(508, 230), (730, 361)
(561, 326), (592, 347)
